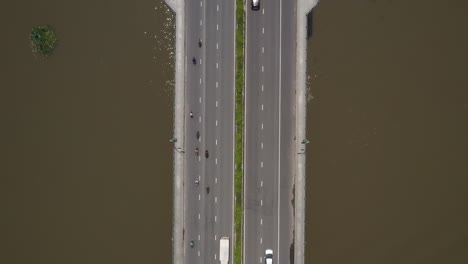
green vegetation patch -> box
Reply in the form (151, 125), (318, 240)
(30, 25), (57, 56)
(234, 0), (245, 263)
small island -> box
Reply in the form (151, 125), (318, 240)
(30, 25), (57, 56)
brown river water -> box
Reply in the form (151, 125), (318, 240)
(1, 0), (175, 263)
(305, 0), (468, 263)
(1, 0), (467, 263)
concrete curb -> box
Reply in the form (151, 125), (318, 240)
(165, 0), (185, 263)
(294, 1), (318, 264)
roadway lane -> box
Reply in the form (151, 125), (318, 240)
(244, 0), (297, 263)
(184, 0), (235, 263)
(278, 0), (297, 263)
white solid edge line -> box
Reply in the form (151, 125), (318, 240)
(231, 0), (236, 262)
(278, 0), (283, 261)
(242, 4), (249, 264)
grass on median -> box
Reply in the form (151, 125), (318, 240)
(234, 0), (245, 263)
(234, 0), (244, 264)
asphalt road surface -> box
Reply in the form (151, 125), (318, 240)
(244, 0), (297, 263)
(183, 0), (235, 263)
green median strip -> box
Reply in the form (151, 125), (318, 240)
(234, 0), (244, 263)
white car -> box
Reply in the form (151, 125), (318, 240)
(252, 0), (260, 10)
(265, 249), (273, 264)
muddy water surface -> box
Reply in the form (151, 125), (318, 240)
(0, 1), (175, 263)
(306, 1), (468, 263)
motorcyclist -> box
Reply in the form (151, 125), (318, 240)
(196, 131), (200, 140)
(190, 111), (193, 118)
(195, 178), (199, 186)
(192, 57), (197, 65)
(198, 39), (202, 48)
(190, 241), (195, 248)
(195, 148), (199, 156)
(205, 150), (209, 158)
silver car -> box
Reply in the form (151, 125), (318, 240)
(265, 249), (273, 264)
(252, 0), (260, 10)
